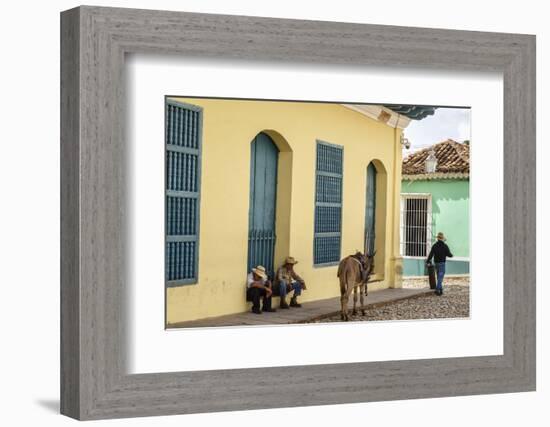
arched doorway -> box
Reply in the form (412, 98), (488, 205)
(365, 159), (387, 279)
(365, 162), (377, 255)
(247, 133), (279, 277)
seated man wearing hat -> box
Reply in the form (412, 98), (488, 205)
(246, 265), (276, 314)
(274, 256), (307, 308)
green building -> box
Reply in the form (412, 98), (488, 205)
(400, 139), (470, 276)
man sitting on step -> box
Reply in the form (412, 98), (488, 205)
(274, 256), (307, 309)
(246, 265), (276, 315)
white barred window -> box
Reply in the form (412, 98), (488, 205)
(400, 194), (433, 257)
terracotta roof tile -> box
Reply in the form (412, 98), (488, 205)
(402, 139), (470, 175)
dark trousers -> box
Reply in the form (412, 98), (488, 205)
(246, 287), (272, 311)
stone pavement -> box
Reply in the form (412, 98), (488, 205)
(167, 287), (433, 329)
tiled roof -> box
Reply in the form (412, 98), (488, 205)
(402, 139), (470, 176)
(384, 105), (438, 120)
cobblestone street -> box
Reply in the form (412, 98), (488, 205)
(168, 277), (470, 328)
(311, 276), (470, 323)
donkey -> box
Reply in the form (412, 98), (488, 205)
(337, 251), (375, 321)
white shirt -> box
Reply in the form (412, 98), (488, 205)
(246, 272), (266, 289)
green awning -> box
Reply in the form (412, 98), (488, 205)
(384, 105), (437, 120)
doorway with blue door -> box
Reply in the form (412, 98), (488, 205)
(365, 161), (377, 256)
(247, 132), (279, 279)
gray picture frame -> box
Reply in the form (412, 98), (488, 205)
(60, 5), (536, 421)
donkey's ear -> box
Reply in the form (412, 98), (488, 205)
(371, 251), (377, 258)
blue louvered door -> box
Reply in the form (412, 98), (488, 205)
(165, 101), (202, 286)
(314, 141), (343, 265)
(365, 162), (377, 256)
(247, 133), (278, 278)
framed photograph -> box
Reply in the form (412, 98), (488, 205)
(60, 6), (536, 420)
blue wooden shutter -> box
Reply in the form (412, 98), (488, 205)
(165, 100), (202, 286)
(365, 162), (377, 255)
(314, 141), (343, 265)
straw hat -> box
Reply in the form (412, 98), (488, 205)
(436, 232), (446, 241)
(284, 256), (298, 265)
(252, 265), (268, 279)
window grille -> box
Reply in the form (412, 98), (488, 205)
(314, 141), (343, 265)
(165, 101), (202, 286)
(400, 194), (433, 257)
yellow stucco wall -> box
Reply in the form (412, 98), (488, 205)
(166, 97), (403, 325)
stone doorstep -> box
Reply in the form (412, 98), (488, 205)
(167, 287), (434, 329)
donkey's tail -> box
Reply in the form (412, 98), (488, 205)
(337, 258), (345, 278)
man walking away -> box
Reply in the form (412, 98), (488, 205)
(426, 232), (453, 296)
(246, 266), (276, 314)
(274, 257), (307, 308)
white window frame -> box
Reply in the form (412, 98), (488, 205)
(400, 193), (433, 258)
